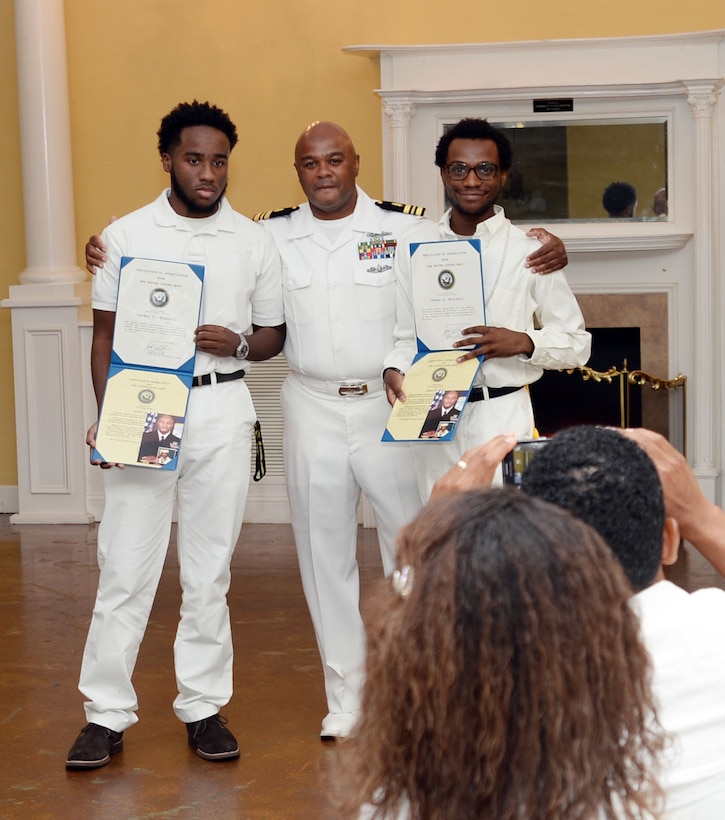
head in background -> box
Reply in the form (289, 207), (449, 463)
(339, 489), (663, 819)
(603, 181), (638, 217)
(521, 425), (667, 591)
(653, 187), (668, 217)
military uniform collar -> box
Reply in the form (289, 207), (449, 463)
(289, 186), (382, 239)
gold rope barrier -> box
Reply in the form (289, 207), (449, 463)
(564, 361), (687, 441)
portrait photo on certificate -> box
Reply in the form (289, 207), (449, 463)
(93, 257), (203, 468)
(382, 352), (480, 443)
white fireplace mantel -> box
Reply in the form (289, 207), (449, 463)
(345, 30), (725, 91)
(346, 31), (725, 503)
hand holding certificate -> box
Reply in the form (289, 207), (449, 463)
(383, 239), (485, 443)
(383, 352), (481, 442)
(93, 257), (204, 469)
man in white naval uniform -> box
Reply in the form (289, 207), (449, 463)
(384, 118), (591, 499)
(256, 122), (569, 739)
(67, 101), (285, 769)
(85, 121), (567, 740)
(256, 123), (426, 739)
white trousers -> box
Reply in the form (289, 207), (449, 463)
(79, 380), (255, 732)
(412, 387), (535, 500)
(281, 373), (423, 716)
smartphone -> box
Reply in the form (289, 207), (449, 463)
(502, 438), (550, 487)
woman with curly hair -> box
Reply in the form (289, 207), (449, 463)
(337, 489), (664, 819)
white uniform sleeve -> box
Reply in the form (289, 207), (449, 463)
(383, 233), (420, 375)
(526, 271), (591, 370)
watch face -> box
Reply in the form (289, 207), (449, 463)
(236, 337), (249, 359)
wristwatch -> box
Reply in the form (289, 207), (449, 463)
(234, 334), (250, 360)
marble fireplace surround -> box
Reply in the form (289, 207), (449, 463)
(572, 293), (680, 446)
(346, 31), (725, 503)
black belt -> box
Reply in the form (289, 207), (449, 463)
(192, 369), (246, 387)
(469, 385), (523, 402)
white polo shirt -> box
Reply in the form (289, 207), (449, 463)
(92, 190), (284, 377)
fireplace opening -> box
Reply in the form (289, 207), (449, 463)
(529, 327), (642, 436)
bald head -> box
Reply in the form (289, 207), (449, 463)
(294, 121), (359, 219)
(295, 121), (354, 156)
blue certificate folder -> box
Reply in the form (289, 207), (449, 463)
(382, 239), (485, 443)
(92, 257), (204, 469)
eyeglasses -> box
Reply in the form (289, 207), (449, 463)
(445, 162), (499, 181)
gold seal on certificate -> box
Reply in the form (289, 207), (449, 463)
(93, 257), (204, 469)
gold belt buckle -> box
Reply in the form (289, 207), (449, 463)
(338, 381), (368, 396)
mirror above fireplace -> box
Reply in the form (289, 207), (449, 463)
(488, 118), (668, 222)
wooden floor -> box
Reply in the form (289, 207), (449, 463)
(0, 514), (722, 819)
(0, 515), (389, 819)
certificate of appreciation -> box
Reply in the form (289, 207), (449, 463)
(383, 239), (485, 443)
(93, 257), (204, 469)
(113, 257), (202, 371)
(410, 239), (485, 352)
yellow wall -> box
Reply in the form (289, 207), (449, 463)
(1, 0), (724, 487)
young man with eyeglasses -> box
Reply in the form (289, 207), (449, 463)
(384, 118), (591, 500)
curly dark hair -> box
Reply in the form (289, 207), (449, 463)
(156, 100), (238, 156)
(521, 425), (664, 591)
(337, 489), (664, 819)
(602, 181), (637, 216)
(434, 118), (513, 171)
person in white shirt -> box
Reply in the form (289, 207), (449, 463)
(434, 426), (725, 819)
(384, 117), (591, 500)
(67, 101), (285, 770)
(522, 426), (725, 819)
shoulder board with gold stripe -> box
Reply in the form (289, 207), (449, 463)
(253, 206), (300, 221)
(375, 200), (426, 217)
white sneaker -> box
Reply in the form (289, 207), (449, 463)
(320, 711), (358, 740)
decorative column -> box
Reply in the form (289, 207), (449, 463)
(14, 0), (84, 285)
(686, 79), (724, 502)
(2, 0), (93, 523)
(382, 99), (416, 202)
